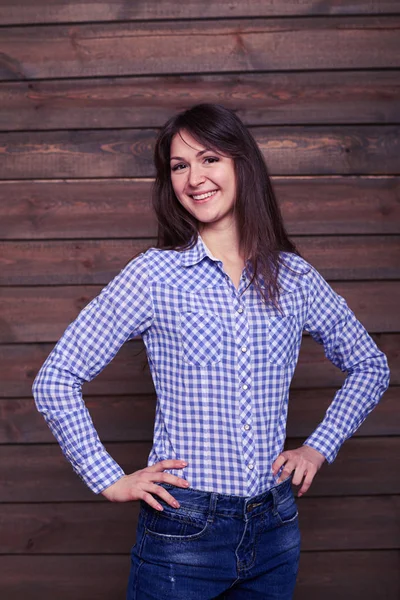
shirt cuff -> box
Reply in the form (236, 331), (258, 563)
(64, 447), (126, 494)
(302, 422), (347, 464)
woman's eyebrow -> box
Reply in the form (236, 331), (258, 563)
(170, 148), (212, 161)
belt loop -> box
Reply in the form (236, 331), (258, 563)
(270, 487), (279, 516)
(207, 492), (218, 523)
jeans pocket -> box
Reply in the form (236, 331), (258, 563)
(275, 493), (299, 526)
(141, 502), (209, 541)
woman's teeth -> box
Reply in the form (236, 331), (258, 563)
(192, 190), (218, 201)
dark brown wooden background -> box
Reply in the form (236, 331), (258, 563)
(0, 1), (399, 598)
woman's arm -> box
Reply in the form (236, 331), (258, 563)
(273, 263), (390, 495)
(301, 265), (390, 461)
(32, 252), (154, 495)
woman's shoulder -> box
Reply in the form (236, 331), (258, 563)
(123, 246), (185, 280)
(279, 251), (311, 275)
(277, 252), (316, 294)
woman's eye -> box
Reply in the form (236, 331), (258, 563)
(171, 157), (218, 172)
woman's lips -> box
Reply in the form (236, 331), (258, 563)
(190, 190), (219, 203)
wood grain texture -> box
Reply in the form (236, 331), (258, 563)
(0, 437), (399, 502)
(0, 495), (399, 554)
(287, 386), (400, 438)
(1, 333), (397, 398)
(0, 387), (398, 445)
(294, 550), (400, 600)
(1, 126), (399, 179)
(1, 1), (398, 26)
(0, 552), (398, 600)
(1, 236), (399, 286)
(1, 177), (399, 239)
(0, 555), (129, 600)
(0, 394), (156, 444)
(1, 17), (399, 81)
(0, 2), (398, 599)
(1, 70), (399, 130)
(0, 281), (397, 343)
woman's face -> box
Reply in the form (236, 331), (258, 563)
(170, 130), (237, 231)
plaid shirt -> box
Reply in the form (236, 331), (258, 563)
(32, 235), (390, 496)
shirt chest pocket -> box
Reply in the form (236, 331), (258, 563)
(268, 315), (298, 365)
(180, 311), (223, 366)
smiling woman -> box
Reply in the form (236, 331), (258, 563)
(32, 103), (390, 600)
(152, 103), (300, 304)
(169, 131), (237, 230)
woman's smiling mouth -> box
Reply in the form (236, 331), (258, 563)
(190, 189), (219, 202)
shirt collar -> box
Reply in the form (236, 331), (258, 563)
(179, 236), (305, 294)
(179, 234), (221, 267)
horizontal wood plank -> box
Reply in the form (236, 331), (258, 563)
(0, 240), (148, 286)
(0, 495), (399, 554)
(0, 340), (153, 398)
(1, 17), (399, 81)
(1, 177), (399, 238)
(1, 1), (398, 26)
(0, 442), (152, 503)
(296, 236), (400, 280)
(1, 386), (398, 444)
(0, 555), (129, 600)
(287, 386), (399, 438)
(0, 437), (399, 502)
(0, 551), (398, 600)
(1, 126), (399, 179)
(0, 281), (398, 344)
(1, 236), (399, 286)
(295, 550), (400, 599)
(2, 70), (400, 130)
(0, 395), (156, 444)
(1, 333), (397, 398)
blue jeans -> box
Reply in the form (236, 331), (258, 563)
(127, 475), (300, 599)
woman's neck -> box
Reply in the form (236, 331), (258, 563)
(199, 223), (245, 264)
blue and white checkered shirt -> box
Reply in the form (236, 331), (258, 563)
(32, 235), (390, 496)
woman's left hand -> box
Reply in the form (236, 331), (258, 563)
(271, 445), (326, 497)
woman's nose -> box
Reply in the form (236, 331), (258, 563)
(188, 166), (206, 187)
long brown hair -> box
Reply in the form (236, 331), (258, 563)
(152, 103), (300, 305)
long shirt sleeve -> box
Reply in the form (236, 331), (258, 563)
(32, 253), (154, 494)
(301, 265), (390, 462)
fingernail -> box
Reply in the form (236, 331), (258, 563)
(184, 481), (190, 487)
(172, 501), (180, 508)
(157, 504), (163, 511)
(180, 461), (188, 466)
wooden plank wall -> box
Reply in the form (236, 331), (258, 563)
(0, 1), (399, 598)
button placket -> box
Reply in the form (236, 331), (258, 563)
(232, 296), (257, 494)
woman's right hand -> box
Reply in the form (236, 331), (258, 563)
(100, 459), (189, 510)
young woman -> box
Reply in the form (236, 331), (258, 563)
(33, 103), (390, 599)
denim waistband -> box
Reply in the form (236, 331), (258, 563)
(158, 474), (294, 518)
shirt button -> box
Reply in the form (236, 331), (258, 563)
(241, 346), (247, 353)
(237, 307), (244, 314)
(242, 384), (248, 390)
(243, 424), (251, 431)
(248, 463), (254, 470)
